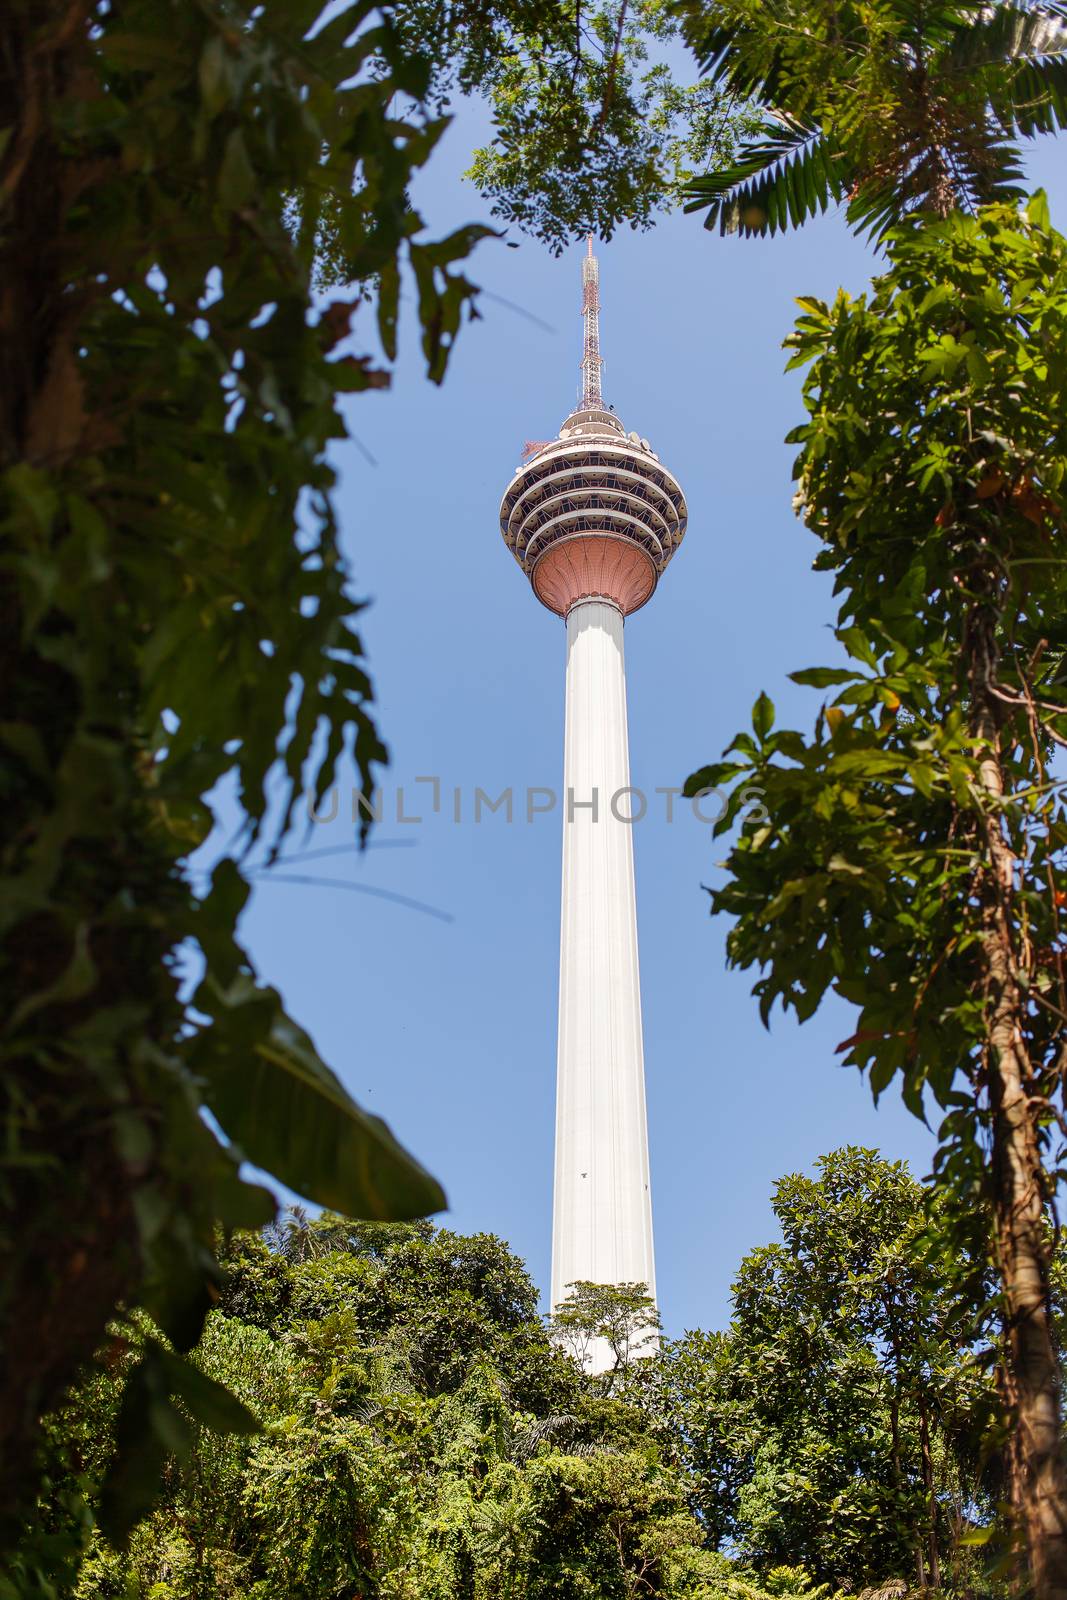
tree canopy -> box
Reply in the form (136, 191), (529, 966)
(16, 1219), (714, 1598)
(685, 196), (1067, 1591)
(679, 0), (1067, 238)
(635, 1149), (1002, 1591)
(10, 1158), (1012, 1600)
(462, 0), (761, 251)
(0, 0), (760, 1547)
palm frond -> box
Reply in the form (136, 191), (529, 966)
(509, 1412), (580, 1463)
(675, 2), (804, 105)
(844, 132), (1026, 240)
(680, 0), (1067, 245)
(683, 20), (753, 85)
(844, 175), (911, 242)
(965, 129), (1028, 204)
(947, 2), (1067, 71)
(884, 0), (991, 52)
(683, 119), (848, 237)
(997, 54), (1067, 133)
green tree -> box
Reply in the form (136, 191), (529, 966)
(674, 7), (1067, 1591)
(684, 201), (1067, 1593)
(463, 0), (761, 251)
(637, 1151), (999, 1592)
(309, 0), (761, 256)
(679, 0), (1067, 237)
(1, 0), (486, 1541)
(218, 1215), (585, 1413)
(520, 1449), (714, 1599)
(36, 1202), (1017, 1599)
(22, 1223), (722, 1600)
(0, 0), (760, 1540)
(551, 1281), (662, 1390)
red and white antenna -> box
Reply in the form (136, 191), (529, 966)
(580, 235), (603, 409)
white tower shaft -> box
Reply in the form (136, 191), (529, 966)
(551, 599), (656, 1369)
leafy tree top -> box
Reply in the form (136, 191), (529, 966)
(679, 0), (1067, 238)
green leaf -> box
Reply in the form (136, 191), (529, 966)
(1027, 189), (1051, 231)
(192, 976), (446, 1221)
(827, 854), (865, 876)
(8, 922), (96, 1031)
(377, 260), (400, 362)
(199, 34), (230, 118)
(218, 129), (256, 208)
(99, 1337), (259, 1547)
(839, 628), (879, 668)
(752, 691), (775, 741)
(683, 761), (746, 796)
(197, 858), (252, 988)
(155, 1346), (262, 1435)
(789, 667), (859, 688)
(99, 1351), (190, 1546)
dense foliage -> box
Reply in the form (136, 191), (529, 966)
(460, 0), (761, 251)
(12, 1153), (1020, 1599)
(678, 8), (1067, 1588)
(685, 199), (1067, 1589)
(679, 0), (1067, 238)
(0, 0), (750, 1549)
(22, 1222), (717, 1599)
(634, 1150), (1002, 1592)
(1, 0), (489, 1544)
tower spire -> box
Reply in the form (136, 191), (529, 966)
(580, 235), (603, 410)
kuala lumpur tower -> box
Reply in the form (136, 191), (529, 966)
(499, 241), (688, 1370)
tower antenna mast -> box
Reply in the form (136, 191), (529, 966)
(580, 235), (603, 409)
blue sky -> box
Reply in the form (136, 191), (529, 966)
(231, 101), (1067, 1337)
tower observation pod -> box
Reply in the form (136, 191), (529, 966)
(498, 240), (688, 1372)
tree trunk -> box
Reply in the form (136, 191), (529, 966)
(918, 1392), (942, 1588)
(967, 607), (1067, 1599)
(0, 1), (178, 1535)
(889, 1385), (924, 1587)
